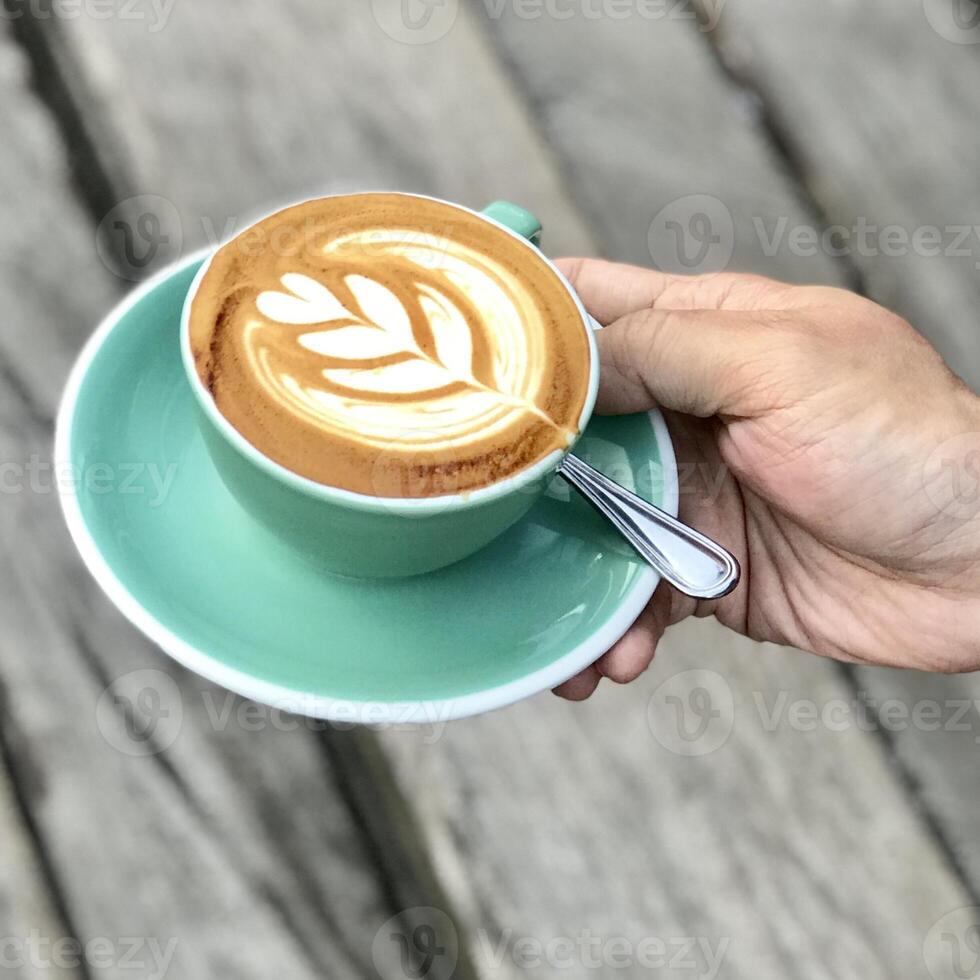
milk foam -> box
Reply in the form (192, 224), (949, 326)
(248, 233), (554, 452)
(188, 194), (590, 496)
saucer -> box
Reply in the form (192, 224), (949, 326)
(56, 255), (678, 722)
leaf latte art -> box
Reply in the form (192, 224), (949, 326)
(189, 195), (591, 497)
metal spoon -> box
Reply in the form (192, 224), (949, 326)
(558, 453), (740, 600)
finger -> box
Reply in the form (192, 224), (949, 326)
(556, 257), (678, 323)
(553, 665), (602, 701)
(555, 257), (785, 321)
(595, 306), (787, 417)
(596, 589), (669, 683)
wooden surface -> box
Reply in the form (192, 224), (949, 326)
(0, 20), (433, 980)
(0, 1), (978, 978)
(707, 0), (980, 904)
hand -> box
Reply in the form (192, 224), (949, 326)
(553, 258), (980, 700)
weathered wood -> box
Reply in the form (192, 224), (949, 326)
(474, 8), (976, 976)
(706, 0), (980, 387)
(0, 755), (80, 980)
(26, 0), (592, 272)
(0, 23), (419, 980)
(27, 1), (976, 976)
(482, 1), (851, 288)
(698, 0), (980, 905)
(385, 625), (976, 979)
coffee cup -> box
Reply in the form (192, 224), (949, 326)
(180, 193), (599, 577)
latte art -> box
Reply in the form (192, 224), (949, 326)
(189, 194), (591, 497)
(251, 239), (562, 451)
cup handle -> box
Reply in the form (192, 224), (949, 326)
(482, 201), (542, 247)
(482, 201), (603, 336)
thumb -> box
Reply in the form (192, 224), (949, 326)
(595, 307), (782, 418)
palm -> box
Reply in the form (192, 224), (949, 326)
(676, 409), (936, 668)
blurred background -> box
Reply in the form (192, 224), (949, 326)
(2, 0), (980, 977)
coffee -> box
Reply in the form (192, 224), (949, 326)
(188, 194), (590, 497)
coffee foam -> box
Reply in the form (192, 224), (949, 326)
(189, 194), (590, 497)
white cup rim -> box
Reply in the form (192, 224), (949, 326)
(179, 190), (601, 516)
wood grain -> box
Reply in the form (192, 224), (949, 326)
(479, 2), (851, 286)
(0, 22), (424, 980)
(0, 750), (79, 980)
(705, 0), (980, 386)
(697, 0), (980, 906)
(470, 10), (975, 977)
(24, 0), (592, 274)
(10, 2), (976, 978)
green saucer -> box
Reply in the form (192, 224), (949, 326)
(57, 256), (677, 721)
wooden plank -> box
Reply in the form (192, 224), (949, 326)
(29, 0), (592, 271)
(705, 0), (980, 386)
(481, 2), (851, 287)
(0, 756), (80, 980)
(0, 23), (420, 980)
(384, 626), (975, 979)
(471, 9), (976, 976)
(693, 0), (980, 903)
(43, 2), (974, 977)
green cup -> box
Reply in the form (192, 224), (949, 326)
(180, 193), (599, 577)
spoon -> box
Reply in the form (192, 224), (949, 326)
(558, 453), (740, 600)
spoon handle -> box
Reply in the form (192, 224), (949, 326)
(557, 453), (740, 600)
